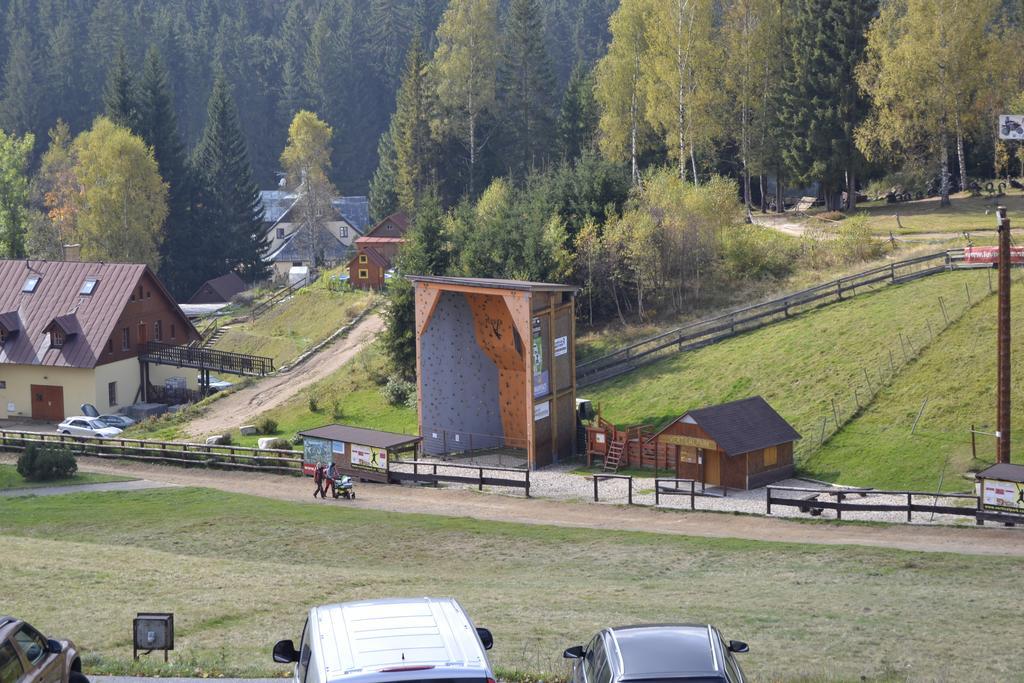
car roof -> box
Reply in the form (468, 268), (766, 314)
(315, 598), (490, 683)
(607, 625), (720, 679)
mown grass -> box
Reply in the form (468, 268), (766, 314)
(227, 344), (417, 448)
(804, 277), (1024, 490)
(214, 283), (375, 368)
(0, 463), (131, 489)
(835, 190), (1024, 235)
(585, 270), (993, 489)
(0, 487), (1021, 682)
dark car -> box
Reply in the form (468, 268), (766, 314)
(564, 624), (748, 683)
(0, 616), (88, 683)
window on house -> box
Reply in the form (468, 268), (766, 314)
(340, 225), (348, 238)
(80, 277), (99, 295)
(154, 320), (163, 341)
(49, 328), (66, 348)
(0, 329), (7, 345)
(170, 323), (176, 339)
(358, 269), (368, 279)
(146, 290), (151, 299)
(277, 227), (285, 239)
(359, 254), (368, 264)
(0, 380), (6, 389)
(21, 275), (40, 293)
(122, 327), (130, 350)
(764, 446), (778, 467)
(292, 261), (303, 267)
(108, 382), (117, 406)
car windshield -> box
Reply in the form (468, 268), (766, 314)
(88, 419), (107, 429)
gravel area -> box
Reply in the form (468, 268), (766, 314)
(397, 456), (982, 527)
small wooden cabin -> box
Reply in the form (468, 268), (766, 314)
(299, 424), (421, 483)
(653, 397), (800, 490)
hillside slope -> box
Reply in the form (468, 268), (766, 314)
(585, 269), (997, 488)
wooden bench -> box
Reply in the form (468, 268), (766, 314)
(797, 493), (824, 516)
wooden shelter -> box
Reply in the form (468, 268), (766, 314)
(299, 424), (422, 483)
(409, 276), (577, 470)
(589, 396), (800, 490)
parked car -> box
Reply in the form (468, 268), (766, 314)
(273, 597), (494, 683)
(0, 615), (88, 683)
(564, 624), (748, 683)
(97, 414), (136, 429)
(57, 417), (123, 438)
(197, 375), (233, 392)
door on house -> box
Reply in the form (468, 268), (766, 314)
(30, 385), (64, 422)
(137, 322), (148, 347)
(703, 450), (721, 486)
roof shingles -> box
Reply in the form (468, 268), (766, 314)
(679, 396), (801, 456)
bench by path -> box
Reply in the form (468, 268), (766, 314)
(0, 480), (175, 497)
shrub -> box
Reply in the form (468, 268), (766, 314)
(17, 444), (77, 481)
(264, 438), (292, 450)
(721, 224), (798, 281)
(308, 396), (320, 413)
(256, 417), (278, 435)
(291, 434), (304, 446)
(220, 432), (233, 446)
(382, 377), (416, 407)
(331, 400), (344, 420)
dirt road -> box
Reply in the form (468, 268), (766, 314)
(21, 454), (1023, 558)
(183, 313), (384, 438)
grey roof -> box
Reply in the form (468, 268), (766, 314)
(672, 396), (801, 456)
(611, 625), (718, 678)
(188, 272), (247, 304)
(259, 190), (295, 224)
(407, 275), (578, 293)
(270, 223), (354, 263)
(261, 191), (369, 233)
(976, 463), (1024, 483)
(300, 424), (422, 450)
(332, 196), (370, 232)
(0, 310), (20, 333)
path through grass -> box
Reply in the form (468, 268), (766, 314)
(0, 487), (1021, 682)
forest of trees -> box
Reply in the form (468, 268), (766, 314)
(0, 0), (1021, 374)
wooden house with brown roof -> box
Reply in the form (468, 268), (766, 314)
(0, 260), (200, 422)
(347, 212), (410, 289)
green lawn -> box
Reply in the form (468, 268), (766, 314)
(228, 344), (416, 448)
(830, 190), (1024, 235)
(0, 463), (131, 490)
(804, 277), (1024, 490)
(214, 284), (376, 368)
(585, 270), (993, 488)
(0, 487), (1020, 682)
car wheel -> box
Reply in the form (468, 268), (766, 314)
(70, 670), (90, 683)
(60, 430), (71, 435)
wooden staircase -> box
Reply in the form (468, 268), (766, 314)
(202, 326), (228, 348)
(603, 438), (626, 472)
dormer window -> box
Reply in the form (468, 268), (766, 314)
(80, 277), (99, 295)
(0, 328), (7, 345)
(49, 328), (66, 348)
(22, 275), (40, 293)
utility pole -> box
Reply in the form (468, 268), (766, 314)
(996, 205), (1011, 464)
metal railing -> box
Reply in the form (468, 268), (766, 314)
(141, 341), (275, 377)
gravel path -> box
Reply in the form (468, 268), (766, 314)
(0, 479), (174, 497)
(8, 453), (1021, 557)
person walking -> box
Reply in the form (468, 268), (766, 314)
(313, 462), (326, 498)
(325, 461), (338, 498)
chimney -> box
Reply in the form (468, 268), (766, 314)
(62, 244), (81, 262)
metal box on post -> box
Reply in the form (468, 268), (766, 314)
(133, 612), (174, 662)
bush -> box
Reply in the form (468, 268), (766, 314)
(382, 377), (416, 407)
(291, 434), (304, 446)
(256, 417), (278, 435)
(17, 444), (77, 481)
(220, 432), (233, 445)
(331, 400), (344, 420)
(721, 224), (798, 281)
(263, 438), (293, 450)
(308, 396), (320, 413)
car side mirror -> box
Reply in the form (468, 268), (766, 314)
(563, 645), (585, 659)
(273, 640), (299, 663)
(727, 640), (749, 654)
(476, 627), (493, 650)
(47, 640), (63, 655)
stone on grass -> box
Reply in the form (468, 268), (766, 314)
(239, 425), (258, 436)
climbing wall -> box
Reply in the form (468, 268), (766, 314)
(465, 293), (528, 449)
(419, 291), (504, 455)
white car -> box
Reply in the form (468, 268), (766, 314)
(57, 417), (123, 438)
(197, 374), (233, 392)
(273, 597), (494, 683)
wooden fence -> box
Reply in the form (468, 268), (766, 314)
(386, 458), (531, 496)
(766, 485), (981, 522)
(250, 278), (306, 320)
(576, 251), (956, 387)
(0, 430), (304, 474)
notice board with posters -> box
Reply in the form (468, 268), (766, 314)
(981, 478), (1024, 514)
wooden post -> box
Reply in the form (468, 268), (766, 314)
(655, 480), (660, 506)
(971, 424), (977, 460)
(478, 467), (483, 491)
(996, 206), (1011, 464)
(907, 492), (912, 522)
(690, 480), (695, 510)
(836, 491), (843, 521)
(627, 476), (633, 505)
(831, 399), (840, 428)
(766, 486), (772, 515)
(593, 476), (599, 502)
(863, 368), (872, 393)
(525, 469), (530, 498)
(939, 296), (949, 324)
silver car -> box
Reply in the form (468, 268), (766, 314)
(273, 598), (495, 683)
(0, 615), (88, 683)
(56, 417), (122, 438)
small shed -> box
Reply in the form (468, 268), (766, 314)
(187, 272), (248, 304)
(975, 463), (1024, 524)
(299, 424), (422, 483)
(651, 396), (800, 490)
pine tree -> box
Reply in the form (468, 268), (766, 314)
(277, 2), (309, 133)
(367, 0), (417, 89)
(556, 63), (599, 162)
(782, 0), (875, 210)
(392, 35), (435, 212)
(369, 127), (400, 221)
(103, 46), (140, 131)
(192, 77), (269, 281)
(0, 28), (42, 138)
(498, 0), (556, 178)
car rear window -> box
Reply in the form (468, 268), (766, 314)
(0, 641), (25, 683)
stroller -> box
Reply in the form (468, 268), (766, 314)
(330, 472), (356, 499)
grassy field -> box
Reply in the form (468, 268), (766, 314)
(0, 463), (131, 489)
(804, 277), (1024, 489)
(214, 282), (375, 368)
(815, 190), (1024, 235)
(585, 270), (994, 489)
(228, 344), (416, 448)
(0, 487), (1021, 682)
